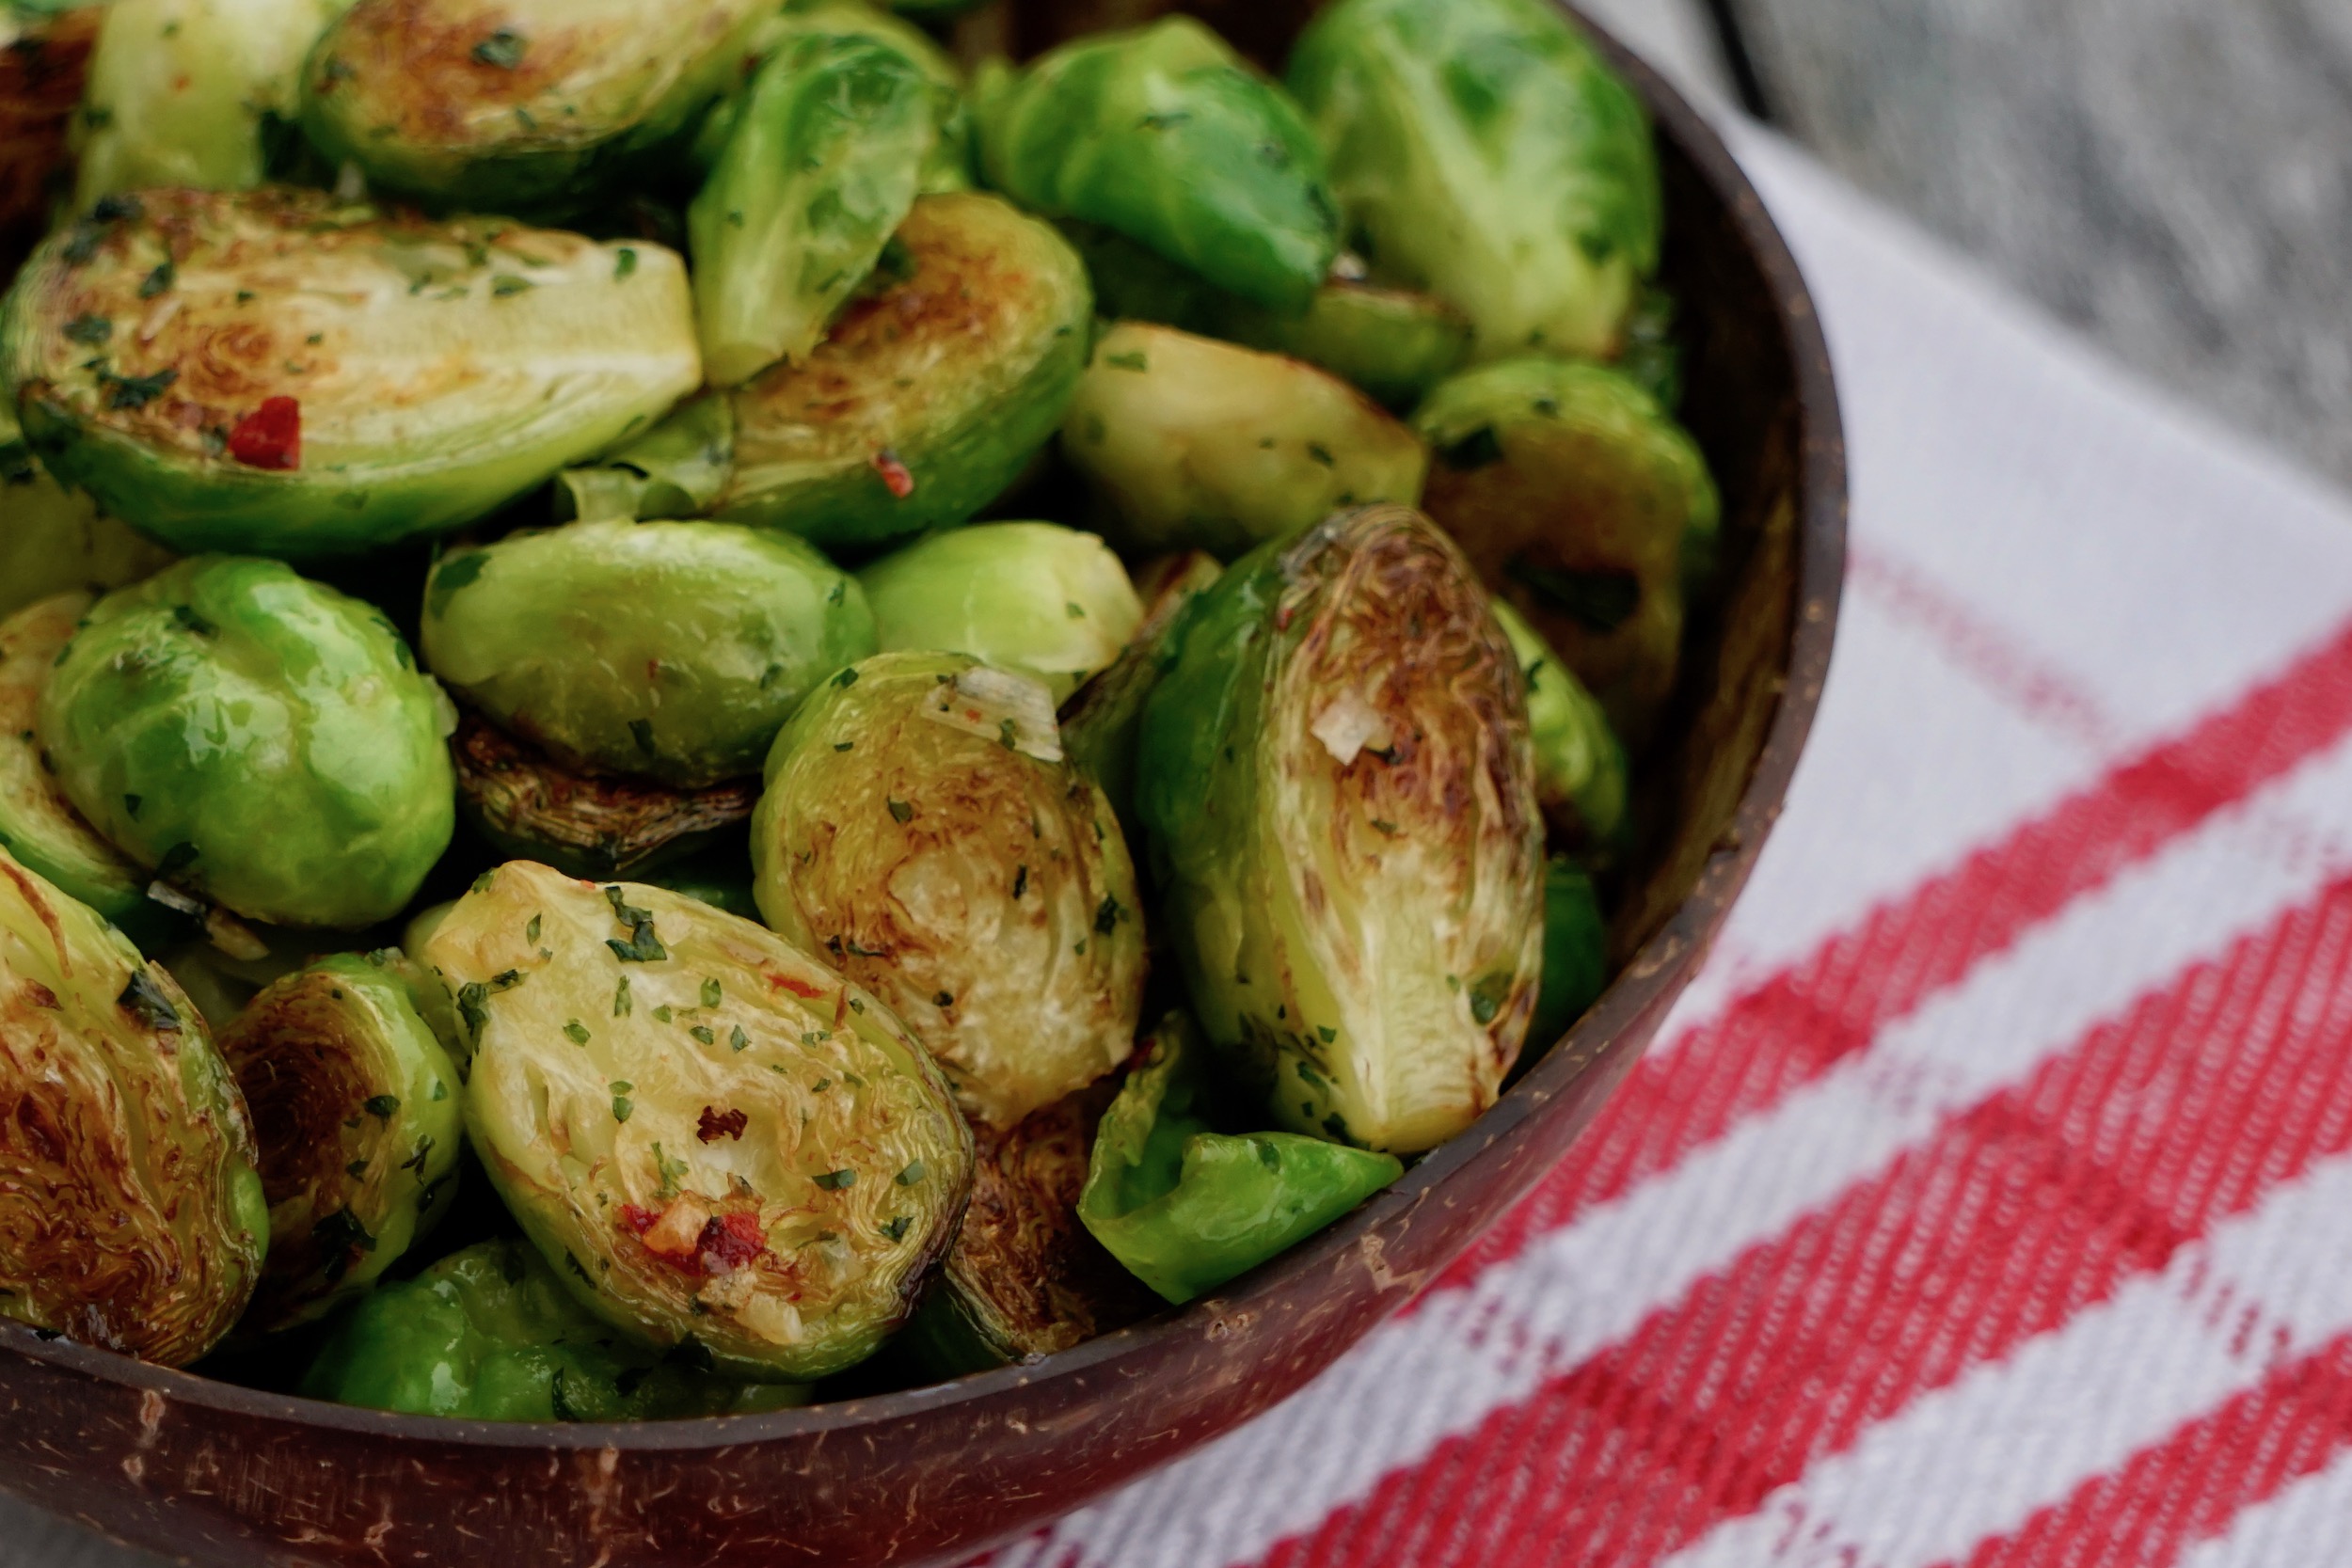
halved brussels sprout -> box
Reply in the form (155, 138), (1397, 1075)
(451, 714), (761, 882)
(740, 0), (974, 195)
(427, 862), (973, 1381)
(1059, 549), (1222, 845)
(300, 1237), (813, 1420)
(1289, 0), (1662, 361)
(1078, 1011), (1402, 1305)
(975, 17), (1338, 312)
(1136, 505), (1545, 1154)
(1528, 857), (1607, 1051)
(691, 32), (936, 386)
(0, 5), (97, 276)
(711, 191), (1091, 553)
(1060, 321), (1427, 560)
(753, 652), (1147, 1130)
(423, 519), (875, 789)
(1489, 598), (1628, 850)
(299, 0), (771, 214)
(219, 951), (464, 1332)
(0, 416), (177, 621)
(39, 557), (455, 929)
(859, 522), (1143, 704)
(3, 188), (699, 559)
(72, 0), (349, 207)
(555, 390), (733, 524)
(905, 1074), (1159, 1372)
(1413, 357), (1719, 750)
(0, 847), (267, 1365)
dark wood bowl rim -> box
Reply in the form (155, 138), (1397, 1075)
(0, 13), (1847, 1457)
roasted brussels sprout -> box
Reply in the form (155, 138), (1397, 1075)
(72, 0), (348, 206)
(859, 522), (1143, 704)
(1059, 549), (1222, 844)
(1617, 283), (1683, 412)
(1078, 1012), (1402, 1305)
(423, 520), (874, 789)
(976, 17), (1338, 312)
(1414, 357), (1719, 750)
(753, 652), (1147, 1129)
(1136, 505), (1545, 1154)
(0, 417), (176, 621)
(3, 188), (700, 559)
(39, 557), (455, 929)
(301, 1238), (813, 1419)
(1527, 858), (1607, 1051)
(1489, 598), (1627, 849)
(0, 5), (97, 277)
(427, 862), (973, 1381)
(905, 1074), (1158, 1372)
(742, 0), (975, 195)
(299, 0), (771, 214)
(1289, 0), (1662, 361)
(0, 847), (267, 1365)
(711, 191), (1091, 552)
(450, 715), (762, 883)
(218, 951), (464, 1331)
(691, 32), (936, 385)
(1060, 321), (1427, 560)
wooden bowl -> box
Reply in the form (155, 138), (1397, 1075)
(0, 7), (1845, 1564)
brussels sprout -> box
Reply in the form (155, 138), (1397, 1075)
(0, 847), (267, 1364)
(712, 191), (1090, 552)
(450, 714), (762, 883)
(691, 32), (936, 386)
(904, 1074), (1159, 1372)
(753, 652), (1146, 1130)
(3, 188), (700, 560)
(0, 421), (177, 622)
(1060, 321), (1427, 560)
(299, 0), (771, 214)
(427, 862), (973, 1381)
(1617, 284), (1683, 413)
(1078, 1012), (1402, 1305)
(976, 17), (1338, 312)
(423, 519), (875, 789)
(859, 522), (1142, 704)
(555, 391), (734, 524)
(1527, 858), (1607, 1051)
(72, 0), (350, 207)
(1413, 357), (1719, 750)
(1489, 598), (1627, 849)
(1289, 0), (1662, 361)
(39, 557), (456, 929)
(0, 5), (97, 276)
(1136, 504), (1545, 1154)
(219, 952), (464, 1331)
(300, 1238), (813, 1419)
(720, 0), (974, 197)
(1059, 549), (1222, 845)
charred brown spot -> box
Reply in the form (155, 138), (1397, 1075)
(322, 0), (618, 145)
(696, 1105), (748, 1144)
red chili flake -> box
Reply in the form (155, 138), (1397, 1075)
(871, 449), (915, 499)
(697, 1212), (767, 1274)
(697, 1105), (748, 1144)
(766, 972), (825, 1001)
(226, 396), (300, 470)
(616, 1203), (661, 1236)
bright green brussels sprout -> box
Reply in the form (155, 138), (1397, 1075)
(1414, 357), (1719, 751)
(903, 1074), (1159, 1373)
(1060, 321), (1427, 560)
(710, 191), (1091, 552)
(859, 522), (1142, 704)
(1079, 1011), (1402, 1305)
(422, 519), (875, 789)
(218, 951), (464, 1331)
(555, 393), (734, 524)
(753, 652), (1147, 1130)
(1136, 504), (1545, 1154)
(72, 0), (350, 207)
(427, 862), (974, 1381)
(1289, 0), (1662, 361)
(0, 424), (176, 622)
(1059, 548), (1223, 846)
(0, 847), (267, 1365)
(39, 557), (456, 929)
(1527, 857), (1607, 1050)
(691, 32), (936, 386)
(1489, 597), (1627, 849)
(300, 1238), (813, 1419)
(3, 188), (700, 560)
(298, 0), (771, 214)
(449, 714), (762, 883)
(976, 17), (1338, 312)
(0, 594), (189, 947)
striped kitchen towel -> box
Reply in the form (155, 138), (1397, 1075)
(969, 128), (2352, 1568)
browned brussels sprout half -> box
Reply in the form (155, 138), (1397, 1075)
(0, 847), (267, 1365)
(428, 863), (973, 1381)
(219, 952), (465, 1332)
(753, 652), (1148, 1130)
(1060, 549), (1224, 847)
(1136, 505), (1545, 1154)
